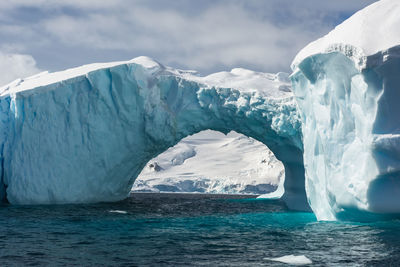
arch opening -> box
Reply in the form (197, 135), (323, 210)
(132, 130), (284, 196)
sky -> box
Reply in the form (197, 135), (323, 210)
(0, 0), (378, 86)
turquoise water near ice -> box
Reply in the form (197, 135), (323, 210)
(0, 193), (399, 266)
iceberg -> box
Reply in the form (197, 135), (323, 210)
(291, 0), (400, 220)
(2, 0), (399, 221)
(0, 56), (308, 211)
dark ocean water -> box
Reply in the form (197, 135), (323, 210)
(1, 193), (400, 266)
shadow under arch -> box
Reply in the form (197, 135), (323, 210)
(1, 62), (310, 211)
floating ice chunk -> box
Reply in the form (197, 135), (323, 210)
(265, 255), (312, 265)
(257, 171), (285, 199)
(109, 210), (128, 214)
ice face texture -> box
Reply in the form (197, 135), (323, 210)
(0, 57), (308, 211)
(291, 0), (400, 220)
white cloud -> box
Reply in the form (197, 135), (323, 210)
(37, 2), (334, 73)
(0, 0), (126, 10)
(0, 52), (41, 86)
(0, 0), (378, 74)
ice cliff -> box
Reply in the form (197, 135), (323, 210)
(0, 57), (306, 211)
(291, 0), (400, 220)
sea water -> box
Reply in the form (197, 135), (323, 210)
(0, 193), (399, 266)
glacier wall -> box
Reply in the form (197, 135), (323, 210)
(291, 51), (377, 220)
(292, 47), (400, 220)
(290, 0), (400, 220)
(0, 59), (309, 211)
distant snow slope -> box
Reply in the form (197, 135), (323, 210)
(132, 130), (283, 195)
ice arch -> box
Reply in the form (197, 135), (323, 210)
(0, 57), (309, 211)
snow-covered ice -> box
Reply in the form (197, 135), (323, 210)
(132, 130), (283, 195)
(292, 0), (400, 71)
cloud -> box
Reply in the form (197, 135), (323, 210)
(0, 52), (41, 86)
(0, 0), (378, 74)
(33, 2), (335, 72)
